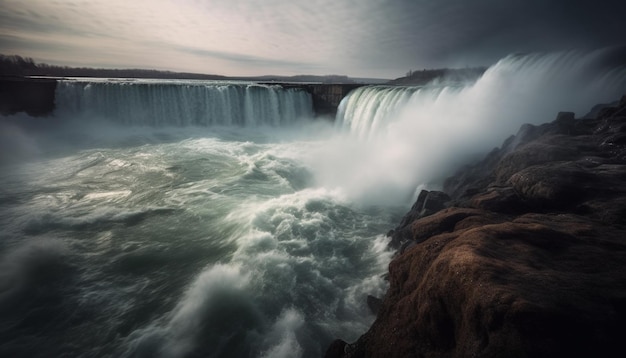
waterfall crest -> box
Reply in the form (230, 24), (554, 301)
(336, 48), (626, 141)
(55, 80), (313, 126)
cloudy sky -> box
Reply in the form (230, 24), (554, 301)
(0, 0), (625, 78)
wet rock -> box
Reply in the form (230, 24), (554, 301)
(389, 190), (451, 248)
(324, 339), (348, 358)
(469, 186), (528, 213)
(328, 96), (626, 357)
(357, 214), (626, 358)
(367, 295), (382, 315)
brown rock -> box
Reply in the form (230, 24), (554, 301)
(390, 190), (451, 248)
(329, 97), (626, 357)
(350, 214), (626, 358)
(324, 339), (348, 358)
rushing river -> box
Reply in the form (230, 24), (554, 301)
(1, 48), (625, 358)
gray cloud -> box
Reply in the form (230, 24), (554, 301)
(175, 45), (323, 73)
(376, 0), (626, 69)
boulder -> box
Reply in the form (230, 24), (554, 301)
(367, 295), (383, 315)
(389, 190), (451, 248)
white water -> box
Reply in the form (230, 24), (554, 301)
(1, 49), (625, 358)
(0, 80), (397, 358)
(55, 79), (313, 126)
(321, 48), (626, 205)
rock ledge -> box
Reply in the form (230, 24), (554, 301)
(326, 96), (626, 358)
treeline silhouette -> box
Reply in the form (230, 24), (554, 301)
(0, 54), (229, 80)
(1, 53), (486, 84)
(0, 54), (359, 83)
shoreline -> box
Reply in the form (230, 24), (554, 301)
(327, 96), (626, 357)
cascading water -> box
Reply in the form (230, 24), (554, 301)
(0, 78), (397, 358)
(319, 48), (626, 205)
(337, 48), (626, 139)
(1, 48), (625, 358)
(55, 79), (313, 126)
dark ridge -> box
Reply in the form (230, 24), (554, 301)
(387, 67), (487, 86)
(0, 54), (228, 80)
(0, 54), (383, 83)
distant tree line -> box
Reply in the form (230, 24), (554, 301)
(256, 74), (354, 84)
(2, 53), (487, 85)
(389, 67), (487, 85)
(0, 55), (38, 76)
(0, 54), (230, 80)
(0, 54), (358, 83)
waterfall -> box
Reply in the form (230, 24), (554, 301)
(54, 80), (313, 126)
(336, 48), (626, 142)
(315, 47), (626, 205)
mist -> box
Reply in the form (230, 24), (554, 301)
(306, 47), (626, 206)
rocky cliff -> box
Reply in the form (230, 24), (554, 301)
(326, 96), (626, 357)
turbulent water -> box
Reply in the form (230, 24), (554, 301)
(1, 48), (625, 358)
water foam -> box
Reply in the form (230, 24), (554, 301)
(123, 264), (262, 358)
(319, 48), (626, 205)
(0, 239), (73, 321)
(122, 182), (396, 357)
(260, 309), (305, 358)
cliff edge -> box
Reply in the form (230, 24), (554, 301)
(327, 96), (626, 358)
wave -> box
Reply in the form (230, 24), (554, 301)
(122, 187), (395, 357)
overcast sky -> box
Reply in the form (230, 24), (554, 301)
(1, 0), (625, 78)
